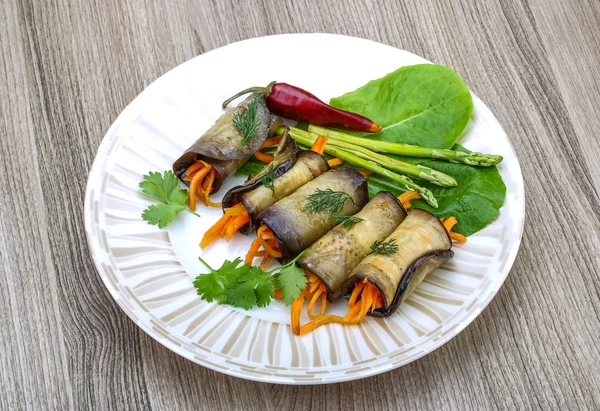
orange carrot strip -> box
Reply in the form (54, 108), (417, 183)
(185, 161), (203, 177)
(203, 170), (221, 208)
(347, 280), (367, 307)
(311, 135), (325, 152)
(291, 289), (306, 335)
(274, 289), (284, 300)
(450, 232), (467, 243)
(245, 236), (262, 264)
(259, 135), (282, 150)
(359, 170), (373, 177)
(226, 214), (250, 241)
(327, 158), (344, 167)
(224, 203), (248, 216)
(188, 166), (211, 211)
(398, 191), (421, 209)
(442, 216), (458, 232)
(254, 151), (274, 163)
(311, 135), (329, 155)
(199, 214), (232, 249)
(258, 236), (282, 258)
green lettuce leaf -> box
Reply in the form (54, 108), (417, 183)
(330, 64), (473, 149)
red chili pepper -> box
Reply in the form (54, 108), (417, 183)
(222, 82), (382, 133)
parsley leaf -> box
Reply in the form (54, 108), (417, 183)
(193, 251), (309, 309)
(274, 263), (307, 305)
(194, 257), (250, 302)
(139, 170), (199, 228)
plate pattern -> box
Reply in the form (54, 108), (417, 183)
(85, 34), (525, 384)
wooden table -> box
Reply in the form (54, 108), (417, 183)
(1, 0), (599, 409)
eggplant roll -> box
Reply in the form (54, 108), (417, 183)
(173, 94), (283, 192)
(256, 168), (368, 263)
(342, 208), (453, 317)
(297, 192), (407, 301)
(222, 134), (330, 234)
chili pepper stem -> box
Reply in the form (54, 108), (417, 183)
(222, 82), (276, 108)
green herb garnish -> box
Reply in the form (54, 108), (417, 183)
(334, 214), (364, 229)
(303, 188), (354, 216)
(367, 238), (399, 256)
(139, 170), (199, 228)
(194, 251), (308, 309)
(260, 163), (277, 192)
(233, 97), (260, 147)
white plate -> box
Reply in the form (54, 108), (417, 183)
(84, 33), (525, 384)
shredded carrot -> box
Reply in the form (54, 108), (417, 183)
(381, 199), (390, 207)
(291, 289), (307, 335)
(397, 191), (421, 209)
(188, 166), (212, 211)
(274, 289), (284, 300)
(185, 161), (203, 177)
(254, 150), (274, 163)
(310, 135), (329, 155)
(245, 225), (283, 268)
(258, 233), (282, 258)
(202, 170), (221, 208)
(347, 279), (367, 307)
(297, 282), (383, 335)
(307, 285), (327, 319)
(442, 216), (458, 232)
(359, 170), (373, 177)
(259, 135), (282, 150)
(245, 235), (262, 264)
(224, 203), (247, 216)
(442, 216), (467, 243)
(199, 214), (232, 249)
(327, 158), (344, 167)
(225, 214), (250, 241)
(450, 232), (467, 243)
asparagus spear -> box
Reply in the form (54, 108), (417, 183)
(308, 125), (503, 167)
(288, 128), (438, 208)
(289, 128), (457, 187)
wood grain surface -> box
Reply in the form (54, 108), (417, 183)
(1, 0), (599, 409)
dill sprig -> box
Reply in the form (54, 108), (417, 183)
(303, 189), (354, 216)
(334, 214), (364, 229)
(367, 238), (399, 256)
(233, 97), (260, 147)
(260, 164), (277, 192)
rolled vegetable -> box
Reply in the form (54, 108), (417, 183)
(256, 168), (368, 263)
(173, 94), (283, 192)
(297, 192), (407, 301)
(342, 208), (453, 317)
(222, 134), (330, 234)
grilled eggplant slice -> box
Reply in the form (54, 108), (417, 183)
(297, 192), (407, 301)
(256, 168), (368, 263)
(222, 129), (329, 233)
(342, 208), (453, 317)
(173, 94), (283, 192)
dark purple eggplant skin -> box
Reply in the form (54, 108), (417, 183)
(342, 250), (454, 317)
(256, 167), (368, 263)
(173, 94), (282, 192)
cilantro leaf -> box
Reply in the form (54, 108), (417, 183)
(141, 203), (186, 228)
(139, 170), (198, 228)
(194, 257), (250, 303)
(274, 263), (307, 305)
(224, 267), (274, 309)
